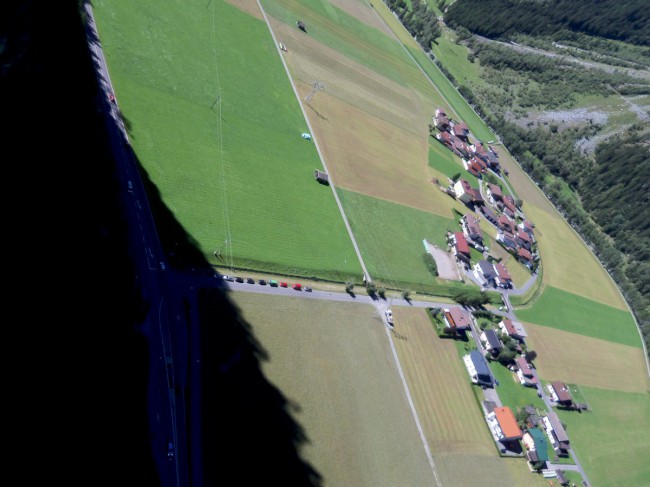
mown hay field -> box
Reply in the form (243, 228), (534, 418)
(93, 0), (361, 280)
(517, 286), (640, 347)
(524, 322), (650, 393)
(556, 387), (650, 487)
(391, 307), (548, 487)
(231, 293), (438, 486)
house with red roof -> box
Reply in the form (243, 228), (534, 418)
(452, 121), (470, 141)
(487, 183), (503, 205)
(514, 356), (537, 387)
(462, 214), (483, 244)
(498, 214), (516, 233)
(519, 220), (535, 239)
(487, 406), (522, 442)
(443, 307), (473, 332)
(434, 108), (450, 131)
(454, 180), (476, 204)
(493, 262), (513, 288)
(516, 229), (533, 250)
(452, 231), (471, 264)
(517, 247), (533, 268)
(499, 319), (527, 342)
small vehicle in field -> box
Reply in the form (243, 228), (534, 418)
(385, 308), (394, 325)
(304, 286), (312, 292)
(235, 276), (244, 283)
(220, 275), (234, 281)
(269, 279), (278, 287)
(246, 278), (255, 284)
(258, 279), (267, 285)
(292, 283), (302, 290)
(279, 282), (288, 288)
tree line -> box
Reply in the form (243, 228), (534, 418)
(444, 0), (650, 46)
(383, 0), (441, 52)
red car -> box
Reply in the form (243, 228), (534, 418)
(279, 282), (288, 288)
(292, 283), (302, 290)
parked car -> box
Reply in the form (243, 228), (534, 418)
(292, 283), (302, 290)
(385, 308), (394, 325)
(258, 279), (267, 285)
(304, 286), (312, 292)
(218, 274), (234, 281)
(279, 282), (288, 288)
(167, 442), (174, 460)
(246, 278), (255, 284)
(269, 279), (278, 287)
(235, 276), (244, 283)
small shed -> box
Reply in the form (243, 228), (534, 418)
(314, 169), (329, 185)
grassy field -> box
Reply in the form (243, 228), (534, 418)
(556, 386), (650, 487)
(337, 188), (480, 295)
(428, 140), (465, 181)
(517, 286), (641, 348)
(523, 322), (650, 393)
(429, 27), (483, 88)
(489, 362), (547, 412)
(230, 292), (438, 486)
(93, 0), (361, 281)
(391, 307), (545, 486)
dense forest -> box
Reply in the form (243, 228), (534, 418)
(384, 0), (441, 51)
(444, 0), (650, 46)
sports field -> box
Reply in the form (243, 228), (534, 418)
(391, 307), (548, 487)
(93, 0), (361, 281)
(556, 387), (650, 487)
(231, 292), (438, 486)
(523, 322), (650, 393)
(517, 286), (641, 347)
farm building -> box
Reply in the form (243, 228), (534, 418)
(542, 411), (570, 456)
(464, 350), (493, 387)
(443, 307), (472, 332)
(549, 381), (573, 406)
(314, 169), (329, 185)
(499, 319), (527, 342)
(487, 406), (522, 442)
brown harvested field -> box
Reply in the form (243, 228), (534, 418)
(231, 293), (438, 486)
(524, 322), (650, 393)
(225, 0), (264, 20)
(525, 205), (626, 309)
(390, 306), (538, 486)
(328, 0), (393, 36)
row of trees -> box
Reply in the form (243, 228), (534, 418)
(384, 0), (441, 52)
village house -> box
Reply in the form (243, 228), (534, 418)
(542, 411), (570, 456)
(498, 214), (516, 233)
(464, 157), (486, 177)
(451, 121), (470, 141)
(480, 205), (498, 225)
(481, 329), (503, 356)
(497, 230), (518, 251)
(522, 427), (549, 467)
(451, 134), (471, 158)
(469, 142), (488, 161)
(514, 356), (537, 387)
(462, 213), (483, 245)
(434, 108), (450, 131)
(454, 180), (476, 205)
(436, 130), (453, 150)
(518, 219), (535, 239)
(443, 307), (473, 333)
(486, 147), (501, 171)
(464, 350), (493, 387)
(548, 381), (573, 406)
(515, 229), (533, 250)
(486, 183), (503, 206)
(487, 406), (522, 442)
(517, 247), (534, 269)
(493, 262), (513, 288)
(503, 195), (517, 219)
(498, 318), (527, 342)
(451, 231), (471, 265)
(474, 259), (496, 288)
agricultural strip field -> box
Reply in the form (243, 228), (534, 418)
(517, 286), (641, 347)
(523, 322), (650, 393)
(93, 0), (361, 281)
(230, 292), (438, 486)
(390, 307), (545, 487)
(337, 189), (474, 295)
(524, 205), (626, 309)
(556, 387), (650, 487)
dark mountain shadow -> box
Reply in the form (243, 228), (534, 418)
(3, 1), (321, 486)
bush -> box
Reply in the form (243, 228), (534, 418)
(422, 252), (439, 276)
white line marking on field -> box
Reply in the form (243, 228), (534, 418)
(385, 324), (442, 487)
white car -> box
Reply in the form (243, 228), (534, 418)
(219, 275), (235, 282)
(385, 309), (394, 325)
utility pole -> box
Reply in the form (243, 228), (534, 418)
(304, 80), (325, 103)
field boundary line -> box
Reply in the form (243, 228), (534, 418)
(384, 322), (442, 487)
(257, 0), (371, 283)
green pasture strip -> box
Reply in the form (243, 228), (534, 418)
(368, 0), (421, 49)
(261, 0), (426, 90)
(94, 0), (361, 280)
(516, 286), (641, 348)
(428, 139), (464, 179)
(404, 45), (496, 142)
(429, 30), (482, 87)
(556, 386), (650, 487)
(489, 362), (547, 413)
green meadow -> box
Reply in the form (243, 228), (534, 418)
(428, 140), (467, 180)
(556, 386), (650, 487)
(517, 286), (641, 347)
(93, 0), (361, 280)
(337, 188), (471, 295)
(489, 362), (547, 412)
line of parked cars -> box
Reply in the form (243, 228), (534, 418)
(218, 274), (311, 291)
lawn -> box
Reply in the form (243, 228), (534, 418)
(517, 286), (641, 348)
(231, 292), (439, 486)
(428, 140), (465, 181)
(556, 386), (650, 487)
(337, 188), (477, 295)
(489, 362), (547, 412)
(93, 0), (361, 281)
(429, 27), (483, 88)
